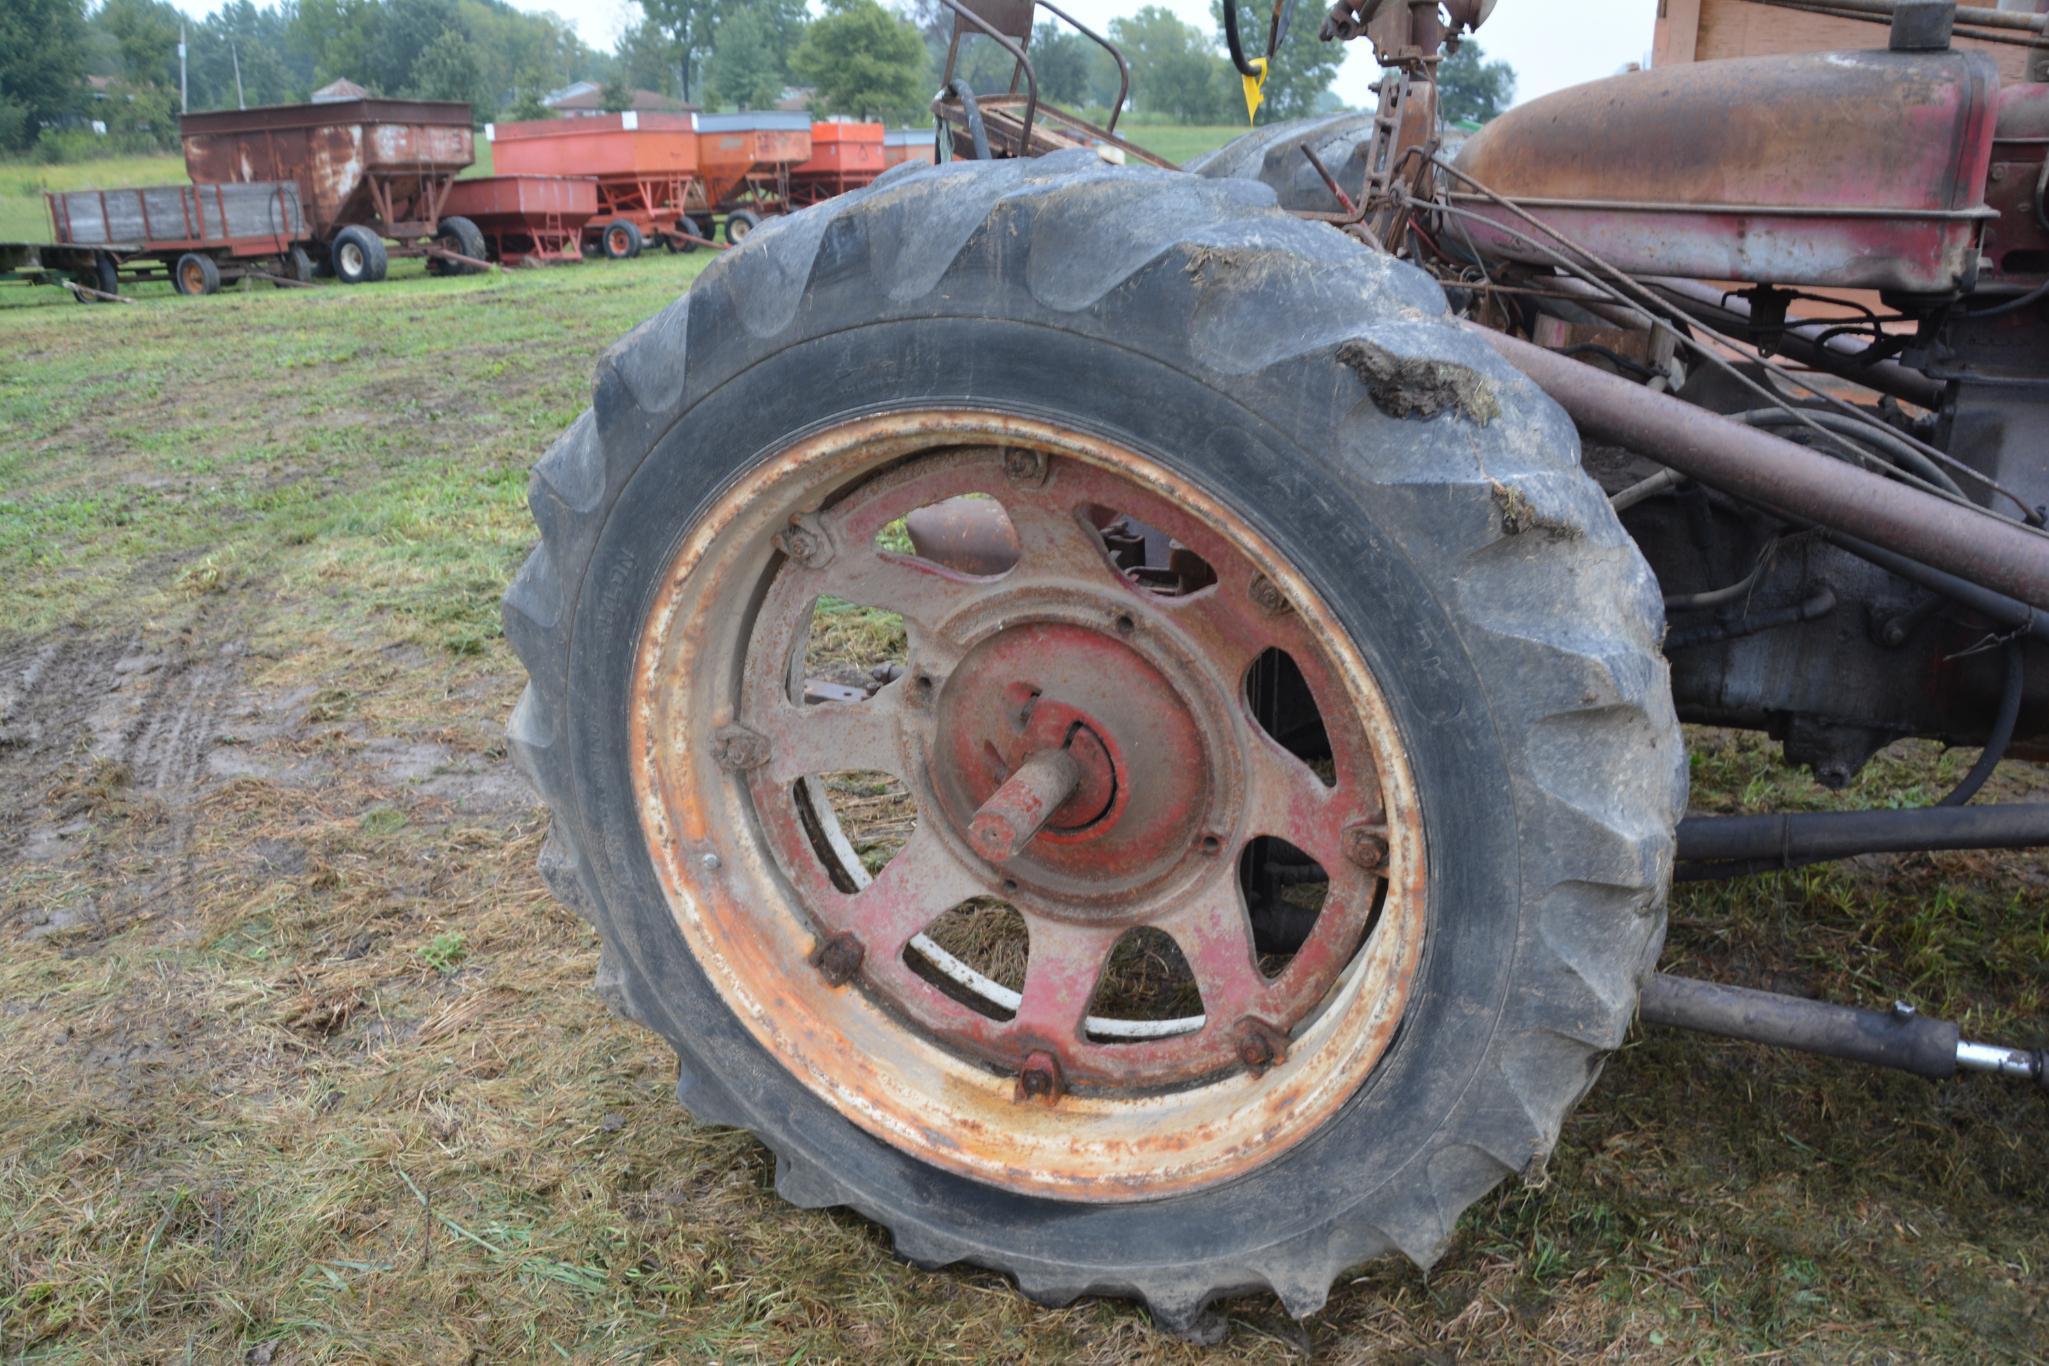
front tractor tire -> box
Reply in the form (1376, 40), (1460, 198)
(505, 152), (1684, 1335)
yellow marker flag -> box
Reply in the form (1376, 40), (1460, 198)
(1241, 56), (1268, 126)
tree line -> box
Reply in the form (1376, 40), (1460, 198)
(2, 0), (1513, 161)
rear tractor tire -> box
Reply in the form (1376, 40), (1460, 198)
(505, 153), (1685, 1336)
(330, 226), (387, 285)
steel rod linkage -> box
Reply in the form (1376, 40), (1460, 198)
(1640, 974), (2047, 1089)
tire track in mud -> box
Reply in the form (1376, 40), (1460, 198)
(1, 607), (239, 932)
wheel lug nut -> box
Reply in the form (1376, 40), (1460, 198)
(1234, 1017), (1290, 1076)
(712, 724), (771, 772)
(773, 511), (834, 568)
(1342, 823), (1389, 871)
(1002, 448), (1049, 487)
(1015, 1049), (1064, 1104)
(1249, 573), (1292, 615)
(809, 932), (866, 987)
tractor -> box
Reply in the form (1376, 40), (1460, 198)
(502, 0), (2048, 1337)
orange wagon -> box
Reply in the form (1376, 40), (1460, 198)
(687, 112), (813, 243)
(489, 113), (705, 257)
(787, 121), (887, 208)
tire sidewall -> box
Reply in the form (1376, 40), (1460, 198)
(561, 314), (1533, 1271)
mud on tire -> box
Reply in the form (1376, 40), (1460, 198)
(504, 150), (1685, 1336)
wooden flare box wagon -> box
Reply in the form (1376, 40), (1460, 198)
(787, 121), (887, 207)
(439, 175), (598, 266)
(489, 112), (703, 257)
(180, 99), (478, 283)
(42, 180), (311, 296)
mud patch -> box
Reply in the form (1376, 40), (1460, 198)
(1338, 338), (1500, 424)
(1491, 481), (1582, 540)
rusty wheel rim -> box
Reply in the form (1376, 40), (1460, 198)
(607, 225), (631, 255)
(179, 259), (204, 294)
(632, 414), (1426, 1200)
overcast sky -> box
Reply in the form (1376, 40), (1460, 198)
(167, 0), (1659, 111)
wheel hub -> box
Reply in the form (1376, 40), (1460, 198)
(934, 620), (1210, 897)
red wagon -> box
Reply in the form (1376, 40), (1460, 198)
(687, 112), (813, 243)
(489, 112), (706, 257)
(179, 98), (483, 284)
(787, 121), (887, 208)
(439, 175), (598, 266)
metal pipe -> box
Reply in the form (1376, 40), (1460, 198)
(1642, 975), (2049, 1088)
(1753, 0), (2049, 34)
(1640, 973), (1961, 1077)
(968, 748), (1082, 863)
(1825, 531), (2049, 644)
(1649, 276), (1945, 409)
(1675, 803), (2049, 866)
(1468, 326), (2049, 611)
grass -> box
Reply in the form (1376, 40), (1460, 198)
(0, 216), (2044, 1361)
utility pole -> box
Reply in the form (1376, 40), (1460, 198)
(232, 40), (245, 109)
(179, 24), (188, 113)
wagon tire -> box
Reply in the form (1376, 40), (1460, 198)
(278, 244), (316, 285)
(505, 155), (1684, 1337)
(78, 250), (120, 301)
(722, 207), (761, 243)
(430, 215), (488, 275)
(172, 252), (221, 297)
(331, 226), (387, 285)
(671, 215), (705, 252)
(602, 219), (644, 260)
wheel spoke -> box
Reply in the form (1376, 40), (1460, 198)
(1243, 732), (1352, 870)
(822, 548), (988, 639)
(1012, 917), (1122, 1049)
(1153, 879), (1269, 1024)
(1002, 498), (1124, 587)
(759, 682), (911, 784)
(833, 825), (988, 959)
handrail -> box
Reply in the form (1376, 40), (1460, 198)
(936, 0), (1040, 154)
(1035, 0), (1131, 131)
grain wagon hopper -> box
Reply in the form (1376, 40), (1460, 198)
(882, 128), (938, 169)
(687, 112), (813, 242)
(786, 121), (888, 208)
(180, 97), (486, 284)
(488, 113), (706, 257)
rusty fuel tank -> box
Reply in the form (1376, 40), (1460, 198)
(1450, 46), (2001, 295)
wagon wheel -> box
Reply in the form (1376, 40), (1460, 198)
(172, 252), (221, 297)
(602, 219), (644, 260)
(723, 207), (761, 243)
(505, 154), (1684, 1336)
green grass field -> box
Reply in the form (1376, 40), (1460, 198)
(0, 213), (2043, 1359)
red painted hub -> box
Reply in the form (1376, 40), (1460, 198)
(935, 622), (1207, 889)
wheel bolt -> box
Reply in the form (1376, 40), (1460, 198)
(773, 511), (834, 568)
(1002, 448), (1049, 487)
(1015, 1049), (1064, 1104)
(1234, 1017), (1290, 1076)
(809, 932), (866, 987)
(1342, 823), (1389, 872)
(1249, 573), (1292, 615)
(969, 748), (1083, 864)
(712, 724), (770, 772)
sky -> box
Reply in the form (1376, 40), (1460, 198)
(165, 0), (1659, 112)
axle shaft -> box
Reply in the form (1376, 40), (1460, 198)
(969, 748), (1083, 864)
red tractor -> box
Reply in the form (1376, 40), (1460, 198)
(504, 0), (2047, 1337)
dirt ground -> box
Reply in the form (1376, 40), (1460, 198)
(1, 253), (2044, 1361)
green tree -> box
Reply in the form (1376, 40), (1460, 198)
(614, 18), (681, 98)
(0, 0), (89, 151)
(1436, 38), (1514, 124)
(790, 0), (927, 123)
(1111, 7), (1225, 123)
(702, 0), (807, 110)
(89, 0), (183, 89)
(637, 0), (723, 104)
(410, 28), (486, 108)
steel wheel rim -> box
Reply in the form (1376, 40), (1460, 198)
(180, 260), (203, 293)
(631, 413), (1427, 1200)
(338, 241), (364, 277)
